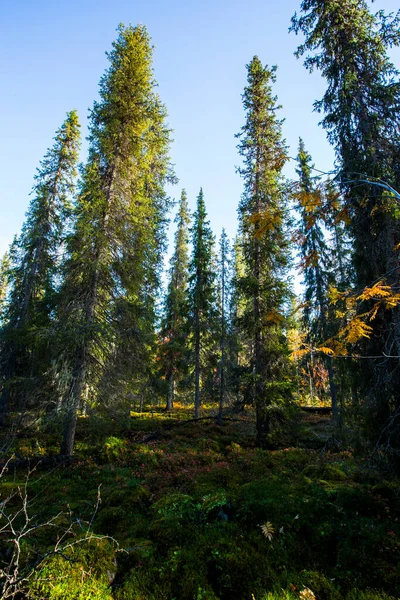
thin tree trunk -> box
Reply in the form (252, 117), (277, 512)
(326, 356), (338, 423)
(0, 387), (9, 428)
(60, 350), (86, 456)
(315, 254), (339, 423)
(166, 371), (174, 411)
(218, 251), (226, 426)
(194, 309), (201, 419)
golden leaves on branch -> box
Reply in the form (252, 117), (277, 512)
(356, 281), (392, 302)
(311, 281), (400, 354)
(337, 315), (374, 344)
(297, 190), (323, 213)
(264, 310), (285, 325)
(248, 207), (282, 239)
(289, 276), (400, 360)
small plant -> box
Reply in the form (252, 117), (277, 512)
(299, 588), (316, 600)
(260, 521), (275, 541)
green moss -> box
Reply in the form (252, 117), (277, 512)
(4, 409), (399, 600)
(30, 538), (116, 600)
(346, 590), (397, 600)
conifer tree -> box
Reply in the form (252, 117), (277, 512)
(58, 25), (173, 455)
(229, 236), (248, 409)
(291, 0), (400, 445)
(295, 138), (338, 418)
(0, 253), (10, 322)
(236, 57), (292, 447)
(217, 229), (231, 423)
(0, 111), (81, 423)
(324, 180), (351, 290)
(188, 188), (216, 419)
(160, 190), (191, 410)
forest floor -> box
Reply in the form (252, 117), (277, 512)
(1, 406), (400, 600)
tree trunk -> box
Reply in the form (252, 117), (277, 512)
(166, 371), (174, 411)
(59, 165), (115, 456)
(60, 346), (86, 456)
(253, 160), (269, 448)
(218, 254), (226, 426)
(194, 310), (201, 419)
(326, 356), (339, 423)
(218, 363), (224, 426)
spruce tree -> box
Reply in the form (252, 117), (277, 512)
(0, 111), (81, 423)
(58, 25), (173, 456)
(295, 138), (338, 419)
(236, 57), (292, 448)
(188, 188), (216, 419)
(0, 252), (10, 322)
(160, 190), (191, 410)
(291, 0), (400, 446)
(217, 229), (231, 423)
(229, 236), (248, 410)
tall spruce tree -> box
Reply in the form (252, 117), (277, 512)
(58, 25), (173, 455)
(160, 190), (191, 410)
(188, 188), (216, 419)
(291, 0), (400, 447)
(0, 111), (81, 424)
(236, 57), (292, 448)
(295, 138), (338, 419)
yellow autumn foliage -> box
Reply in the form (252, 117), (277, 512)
(356, 281), (391, 301)
(340, 316), (374, 344)
(264, 310), (285, 324)
(316, 346), (335, 356)
(327, 286), (346, 305)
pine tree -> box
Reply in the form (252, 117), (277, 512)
(236, 57), (292, 448)
(58, 25), (174, 455)
(160, 190), (191, 410)
(188, 188), (216, 419)
(0, 111), (81, 423)
(295, 138), (338, 418)
(291, 0), (400, 446)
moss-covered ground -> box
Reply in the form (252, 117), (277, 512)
(1, 407), (399, 600)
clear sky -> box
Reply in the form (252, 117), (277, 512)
(1, 0), (399, 261)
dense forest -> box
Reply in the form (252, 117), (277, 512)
(1, 1), (400, 598)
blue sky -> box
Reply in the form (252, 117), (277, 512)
(1, 0), (399, 261)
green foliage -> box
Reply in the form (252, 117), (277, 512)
(0, 110), (81, 422)
(291, 0), (400, 449)
(159, 189), (191, 410)
(58, 24), (174, 455)
(102, 436), (127, 462)
(236, 56), (293, 447)
(345, 591), (397, 600)
(30, 538), (115, 600)
(294, 571), (341, 600)
(188, 188), (217, 417)
(1, 412), (400, 600)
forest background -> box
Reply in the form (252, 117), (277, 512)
(1, 1), (400, 599)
